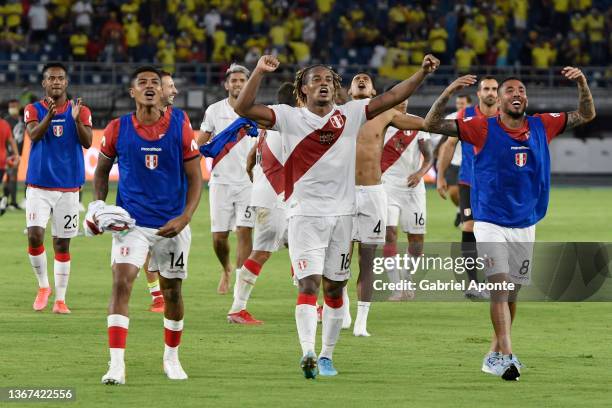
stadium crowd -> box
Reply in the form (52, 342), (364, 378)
(0, 0), (610, 81)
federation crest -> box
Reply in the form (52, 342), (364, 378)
(120, 247), (130, 257)
(52, 125), (63, 137)
(515, 152), (527, 167)
(145, 154), (158, 170)
(297, 259), (308, 271)
(330, 113), (344, 129)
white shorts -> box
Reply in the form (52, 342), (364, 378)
(352, 184), (387, 244)
(385, 184), (426, 234)
(288, 215), (352, 282)
(111, 225), (192, 280)
(473, 221), (535, 285)
(25, 187), (80, 238)
(209, 183), (254, 232)
(253, 205), (288, 252)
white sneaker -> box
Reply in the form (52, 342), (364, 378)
(481, 351), (502, 375)
(465, 287), (490, 300)
(101, 362), (126, 385)
(163, 358), (188, 380)
(341, 311), (352, 329)
(492, 354), (521, 381)
(353, 325), (371, 337)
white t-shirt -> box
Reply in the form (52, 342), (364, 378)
(270, 99), (369, 217)
(381, 126), (430, 190)
(28, 5), (49, 31)
(72, 1), (93, 27)
(200, 98), (256, 185)
(251, 129), (284, 208)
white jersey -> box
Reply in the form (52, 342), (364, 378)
(381, 126), (430, 190)
(251, 129), (285, 208)
(200, 98), (256, 185)
(270, 99), (369, 217)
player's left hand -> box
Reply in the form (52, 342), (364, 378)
(407, 172), (422, 188)
(561, 67), (586, 84)
(72, 98), (83, 122)
(7, 155), (19, 167)
(422, 54), (440, 74)
(157, 215), (190, 238)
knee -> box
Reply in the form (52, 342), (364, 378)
(298, 276), (320, 295)
(53, 239), (71, 254)
(385, 227), (397, 244)
(250, 251), (270, 264)
(323, 280), (345, 299)
(162, 286), (181, 304)
(212, 233), (229, 246)
(27, 230), (44, 247)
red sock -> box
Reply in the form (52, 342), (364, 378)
(383, 243), (397, 258)
(243, 259), (262, 276)
(297, 293), (317, 306)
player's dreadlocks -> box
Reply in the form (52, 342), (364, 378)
(293, 64), (342, 106)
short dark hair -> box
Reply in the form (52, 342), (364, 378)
(130, 65), (161, 83)
(457, 94), (473, 103)
(42, 62), (67, 77)
(159, 70), (172, 79)
(352, 72), (376, 89)
(498, 76), (525, 93)
(277, 82), (296, 106)
(478, 75), (499, 90)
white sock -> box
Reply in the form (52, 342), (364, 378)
(342, 286), (350, 320)
(295, 304), (317, 356)
(107, 314), (129, 366)
(148, 279), (162, 300)
(354, 301), (371, 330)
(29, 250), (49, 288)
(54, 257), (70, 301)
(229, 265), (258, 313)
(320, 300), (345, 360)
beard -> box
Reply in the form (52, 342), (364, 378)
(506, 108), (525, 119)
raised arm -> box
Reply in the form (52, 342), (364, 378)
(72, 98), (93, 148)
(234, 55), (280, 128)
(424, 75), (477, 136)
(367, 55), (440, 118)
(562, 67), (596, 129)
(389, 113), (425, 131)
(26, 99), (56, 143)
(435, 137), (459, 199)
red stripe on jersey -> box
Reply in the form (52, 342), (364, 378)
(259, 131), (284, 195)
(283, 110), (346, 199)
(380, 130), (418, 173)
(211, 129), (247, 169)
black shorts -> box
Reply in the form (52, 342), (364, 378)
(445, 164), (460, 186)
(459, 183), (473, 222)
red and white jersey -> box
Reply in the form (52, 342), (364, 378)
(200, 98), (256, 185)
(381, 126), (430, 189)
(251, 129), (284, 208)
(270, 99), (370, 217)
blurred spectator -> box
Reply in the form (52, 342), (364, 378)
(72, 0), (93, 34)
(586, 8), (604, 64)
(532, 40), (557, 69)
(2, 0), (23, 30)
(455, 43), (477, 73)
(70, 28), (88, 61)
(28, 1), (50, 44)
(428, 21), (449, 63)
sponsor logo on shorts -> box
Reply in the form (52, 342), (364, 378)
(515, 152), (527, 167)
(297, 259), (308, 271)
(120, 247), (130, 257)
(145, 154), (158, 170)
(52, 125), (63, 137)
(28, 212), (36, 221)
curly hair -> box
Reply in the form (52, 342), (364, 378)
(293, 64), (342, 106)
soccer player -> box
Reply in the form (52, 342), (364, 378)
(227, 82), (296, 324)
(198, 64), (256, 295)
(140, 70), (179, 313)
(24, 62), (93, 313)
(235, 54), (439, 378)
(0, 117), (19, 215)
(382, 97), (434, 302)
(432, 95), (471, 226)
(3, 99), (25, 210)
(94, 66), (201, 384)
(424, 67), (595, 381)
(436, 77), (499, 298)
(348, 73), (426, 336)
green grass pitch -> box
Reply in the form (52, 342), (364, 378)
(1, 186), (611, 407)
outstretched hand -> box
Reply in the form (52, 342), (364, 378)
(72, 98), (83, 122)
(561, 66), (586, 84)
(447, 75), (477, 94)
(45, 97), (57, 118)
(256, 55), (280, 73)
